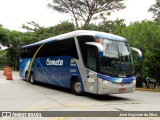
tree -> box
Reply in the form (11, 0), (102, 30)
(0, 27), (10, 47)
(22, 21), (42, 32)
(0, 24), (37, 69)
(0, 50), (7, 68)
(6, 31), (26, 70)
(22, 21), (75, 41)
(51, 21), (75, 35)
(118, 20), (160, 79)
(48, 0), (125, 29)
(148, 0), (160, 20)
(86, 18), (126, 37)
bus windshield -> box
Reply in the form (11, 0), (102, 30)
(99, 39), (134, 77)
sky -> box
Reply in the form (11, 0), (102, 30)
(0, 0), (156, 32)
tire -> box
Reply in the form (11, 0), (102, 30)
(27, 72), (35, 84)
(25, 72), (28, 81)
(30, 73), (35, 84)
(25, 72), (30, 82)
(71, 78), (83, 95)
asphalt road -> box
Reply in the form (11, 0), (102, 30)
(0, 70), (160, 120)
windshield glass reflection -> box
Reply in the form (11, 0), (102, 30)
(100, 39), (134, 77)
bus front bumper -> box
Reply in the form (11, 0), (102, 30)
(97, 78), (136, 94)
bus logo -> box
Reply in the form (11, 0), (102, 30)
(46, 58), (63, 66)
(70, 59), (76, 67)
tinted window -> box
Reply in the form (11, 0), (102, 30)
(87, 49), (97, 71)
(20, 46), (39, 58)
(77, 36), (95, 66)
(36, 41), (60, 57)
(59, 38), (78, 59)
(20, 38), (78, 59)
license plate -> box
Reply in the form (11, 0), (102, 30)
(119, 88), (126, 92)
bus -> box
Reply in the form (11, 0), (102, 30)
(19, 30), (142, 95)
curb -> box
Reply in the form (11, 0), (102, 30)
(136, 88), (160, 92)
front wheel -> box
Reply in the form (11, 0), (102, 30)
(28, 73), (35, 84)
(71, 79), (83, 95)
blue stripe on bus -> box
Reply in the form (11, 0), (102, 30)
(97, 73), (135, 83)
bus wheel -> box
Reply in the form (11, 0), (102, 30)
(25, 72), (30, 82)
(71, 78), (83, 95)
(25, 72), (28, 81)
(30, 73), (35, 84)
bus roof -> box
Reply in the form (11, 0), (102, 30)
(22, 30), (127, 48)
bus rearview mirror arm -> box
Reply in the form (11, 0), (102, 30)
(130, 47), (142, 61)
(85, 42), (104, 57)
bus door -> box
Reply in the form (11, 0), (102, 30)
(86, 46), (99, 94)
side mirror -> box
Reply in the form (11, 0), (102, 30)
(85, 42), (103, 57)
(130, 47), (142, 61)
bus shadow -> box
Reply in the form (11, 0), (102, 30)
(84, 93), (130, 101)
(26, 80), (130, 101)
(33, 81), (73, 94)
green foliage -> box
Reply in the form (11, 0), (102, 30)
(22, 21), (42, 32)
(0, 50), (7, 68)
(0, 27), (10, 47)
(51, 21), (75, 35)
(118, 20), (160, 78)
(85, 19), (126, 33)
(22, 21), (75, 41)
(48, 0), (125, 28)
(0, 25), (37, 70)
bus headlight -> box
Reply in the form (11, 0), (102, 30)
(102, 80), (109, 84)
(98, 78), (111, 85)
(98, 78), (113, 85)
(132, 80), (136, 84)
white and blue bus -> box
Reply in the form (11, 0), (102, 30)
(19, 30), (142, 95)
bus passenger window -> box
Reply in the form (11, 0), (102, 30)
(87, 49), (97, 71)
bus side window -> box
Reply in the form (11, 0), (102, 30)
(77, 36), (95, 66)
(60, 38), (79, 59)
(87, 49), (97, 71)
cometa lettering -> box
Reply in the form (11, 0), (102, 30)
(46, 58), (63, 66)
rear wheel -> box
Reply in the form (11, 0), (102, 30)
(25, 72), (28, 81)
(25, 72), (30, 82)
(71, 78), (83, 95)
(30, 73), (35, 84)
(27, 72), (35, 84)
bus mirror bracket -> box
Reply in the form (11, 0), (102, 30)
(85, 42), (104, 57)
(130, 47), (142, 61)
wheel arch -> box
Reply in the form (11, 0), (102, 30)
(70, 75), (79, 88)
(25, 70), (34, 81)
(70, 75), (85, 94)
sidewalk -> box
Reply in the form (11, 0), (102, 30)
(136, 87), (160, 92)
